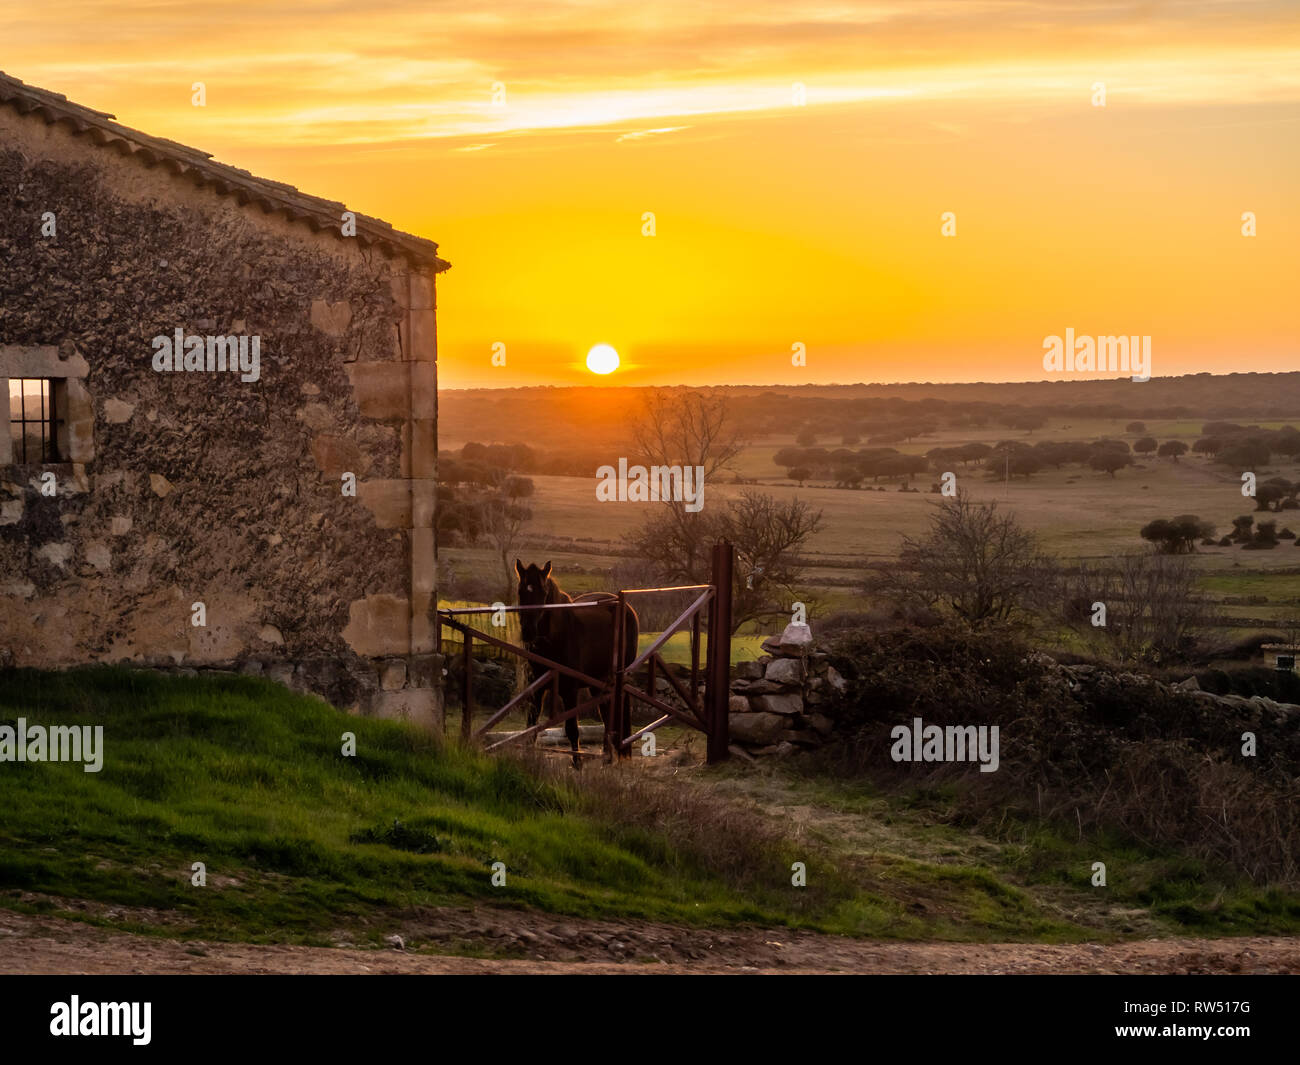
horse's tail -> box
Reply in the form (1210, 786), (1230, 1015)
(621, 601), (639, 665)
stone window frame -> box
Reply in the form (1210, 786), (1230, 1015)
(0, 346), (93, 468)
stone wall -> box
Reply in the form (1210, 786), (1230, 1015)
(729, 623), (845, 755)
(0, 103), (443, 728)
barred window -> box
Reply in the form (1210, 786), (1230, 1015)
(8, 378), (63, 463)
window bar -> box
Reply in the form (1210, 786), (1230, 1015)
(47, 379), (57, 462)
(20, 379), (29, 464)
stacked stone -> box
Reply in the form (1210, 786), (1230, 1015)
(728, 622), (846, 756)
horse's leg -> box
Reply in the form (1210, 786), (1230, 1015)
(528, 688), (543, 745)
(578, 685), (613, 765)
(597, 683), (615, 765)
(526, 677), (540, 730)
(561, 678), (581, 769)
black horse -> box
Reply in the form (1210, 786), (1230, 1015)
(515, 560), (639, 767)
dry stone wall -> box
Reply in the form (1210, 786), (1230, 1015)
(729, 622), (845, 755)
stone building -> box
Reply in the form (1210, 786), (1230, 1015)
(0, 72), (447, 728)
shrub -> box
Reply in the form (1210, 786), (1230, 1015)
(824, 624), (1300, 884)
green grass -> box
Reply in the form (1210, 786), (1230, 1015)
(731, 771), (1300, 938)
(0, 667), (817, 940)
(636, 631), (764, 666)
(0, 666), (1073, 947)
(1200, 572), (1300, 601)
(4, 667), (1291, 949)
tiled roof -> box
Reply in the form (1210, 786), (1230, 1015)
(0, 71), (450, 272)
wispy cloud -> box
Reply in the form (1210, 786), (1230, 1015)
(6, 0), (1298, 148)
(615, 126), (690, 142)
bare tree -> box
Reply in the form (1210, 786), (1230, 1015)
(480, 495), (532, 600)
(716, 491), (824, 632)
(632, 388), (746, 483)
(875, 492), (1051, 628)
(1059, 553), (1217, 664)
(630, 388), (747, 585)
(629, 392), (824, 632)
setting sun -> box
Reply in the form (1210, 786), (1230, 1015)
(585, 344), (620, 375)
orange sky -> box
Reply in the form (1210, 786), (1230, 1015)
(5, 0), (1298, 387)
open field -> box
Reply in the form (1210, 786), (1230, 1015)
(444, 436), (1300, 638)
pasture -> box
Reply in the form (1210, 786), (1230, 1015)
(444, 416), (1300, 635)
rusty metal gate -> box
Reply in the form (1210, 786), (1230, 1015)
(435, 540), (733, 764)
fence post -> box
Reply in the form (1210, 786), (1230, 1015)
(613, 592), (629, 760)
(461, 630), (473, 742)
(708, 541), (733, 764)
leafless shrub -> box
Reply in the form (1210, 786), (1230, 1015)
(1057, 553), (1220, 665)
(870, 492), (1054, 628)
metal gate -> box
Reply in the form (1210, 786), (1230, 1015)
(435, 540), (733, 764)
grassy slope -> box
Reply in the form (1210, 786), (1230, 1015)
(2, 669), (1295, 948)
(0, 667), (1075, 946)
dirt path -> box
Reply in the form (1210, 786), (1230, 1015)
(3, 907), (1297, 975)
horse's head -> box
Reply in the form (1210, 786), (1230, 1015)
(515, 559), (552, 645)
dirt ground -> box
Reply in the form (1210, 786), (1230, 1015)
(3, 906), (1297, 975)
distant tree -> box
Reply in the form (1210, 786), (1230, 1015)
(874, 493), (1050, 628)
(1247, 520), (1280, 550)
(481, 496), (533, 599)
(926, 446), (959, 469)
(1273, 427), (1300, 458)
(1058, 441), (1095, 465)
(1139, 519), (1176, 553)
(634, 489), (823, 632)
(1192, 436), (1222, 457)
(1008, 452), (1043, 478)
(900, 454), (930, 483)
(833, 463), (863, 488)
(877, 454), (928, 484)
(1231, 515), (1255, 542)
(631, 388), (747, 582)
(435, 487), (484, 546)
(788, 466), (811, 486)
(1255, 478), (1293, 512)
(1092, 438), (1131, 454)
(1133, 436), (1158, 455)
(717, 491), (825, 632)
(1033, 441), (1068, 468)
(1140, 514), (1213, 554)
(796, 427), (818, 446)
(1008, 411), (1048, 433)
(901, 420), (940, 441)
(1157, 440), (1188, 462)
(1219, 437), (1272, 471)
(1089, 450), (1133, 477)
